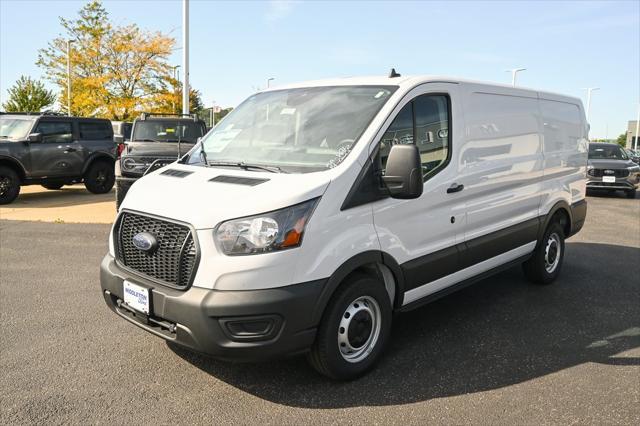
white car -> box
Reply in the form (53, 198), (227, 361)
(100, 73), (588, 380)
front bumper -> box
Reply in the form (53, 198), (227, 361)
(100, 255), (326, 361)
(586, 173), (640, 191)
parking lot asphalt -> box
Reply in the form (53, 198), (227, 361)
(1, 192), (639, 425)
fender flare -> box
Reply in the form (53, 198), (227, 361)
(0, 156), (27, 180)
(538, 200), (572, 242)
(82, 152), (115, 175)
(311, 250), (405, 325)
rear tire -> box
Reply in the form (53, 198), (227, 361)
(0, 166), (21, 205)
(522, 221), (565, 285)
(307, 274), (392, 380)
(42, 183), (63, 190)
(626, 189), (637, 199)
(84, 161), (115, 194)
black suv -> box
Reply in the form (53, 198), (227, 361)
(0, 113), (116, 204)
(587, 143), (640, 198)
(115, 113), (207, 209)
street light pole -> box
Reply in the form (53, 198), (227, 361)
(182, 0), (189, 115)
(172, 65), (180, 114)
(506, 68), (526, 87)
(584, 87), (600, 124)
(66, 39), (75, 116)
(210, 100), (216, 128)
(267, 77), (274, 88)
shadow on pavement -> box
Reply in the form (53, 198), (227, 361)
(8, 186), (114, 208)
(169, 242), (640, 408)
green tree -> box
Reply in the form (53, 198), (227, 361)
(36, 0), (175, 120)
(616, 133), (627, 148)
(2, 76), (56, 112)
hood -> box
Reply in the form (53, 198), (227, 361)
(125, 141), (196, 158)
(588, 159), (635, 169)
(120, 164), (331, 229)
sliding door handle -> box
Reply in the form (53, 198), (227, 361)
(447, 183), (464, 194)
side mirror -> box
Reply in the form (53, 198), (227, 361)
(27, 133), (42, 142)
(114, 135), (124, 143)
(382, 144), (423, 199)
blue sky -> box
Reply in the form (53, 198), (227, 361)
(1, 0), (638, 138)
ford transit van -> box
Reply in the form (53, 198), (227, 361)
(100, 74), (588, 380)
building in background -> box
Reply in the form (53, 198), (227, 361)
(627, 120), (639, 149)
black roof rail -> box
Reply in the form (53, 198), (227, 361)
(139, 112), (199, 122)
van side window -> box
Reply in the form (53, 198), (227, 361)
(377, 94), (450, 180)
(34, 120), (73, 144)
(79, 121), (112, 140)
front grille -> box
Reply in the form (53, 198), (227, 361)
(114, 212), (198, 288)
(588, 168), (629, 177)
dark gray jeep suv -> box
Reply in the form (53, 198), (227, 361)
(587, 143), (640, 198)
(0, 113), (116, 204)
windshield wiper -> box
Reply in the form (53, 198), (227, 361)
(207, 161), (286, 173)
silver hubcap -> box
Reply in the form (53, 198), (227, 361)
(544, 232), (561, 273)
(337, 295), (382, 363)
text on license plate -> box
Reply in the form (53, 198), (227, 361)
(123, 281), (150, 314)
(603, 176), (616, 183)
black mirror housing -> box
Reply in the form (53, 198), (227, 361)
(382, 144), (423, 199)
(27, 133), (42, 142)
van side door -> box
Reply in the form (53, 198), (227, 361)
(457, 86), (543, 268)
(371, 83), (466, 306)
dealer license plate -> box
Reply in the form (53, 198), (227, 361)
(123, 281), (150, 314)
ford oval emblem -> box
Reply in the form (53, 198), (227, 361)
(132, 232), (158, 253)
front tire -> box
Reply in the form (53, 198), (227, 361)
(0, 166), (21, 205)
(307, 274), (392, 380)
(522, 221), (565, 285)
(626, 189), (637, 199)
(84, 161), (115, 194)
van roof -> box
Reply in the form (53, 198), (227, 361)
(263, 74), (582, 105)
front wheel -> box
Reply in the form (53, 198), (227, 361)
(84, 161), (115, 194)
(307, 274), (392, 380)
(522, 221), (565, 285)
(626, 189), (637, 199)
(0, 166), (21, 205)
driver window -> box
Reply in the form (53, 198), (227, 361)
(377, 94), (450, 180)
(35, 120), (73, 144)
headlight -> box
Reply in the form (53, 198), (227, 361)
(215, 198), (319, 255)
(628, 165), (640, 172)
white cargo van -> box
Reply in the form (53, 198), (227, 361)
(100, 74), (588, 380)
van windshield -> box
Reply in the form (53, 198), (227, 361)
(588, 144), (628, 160)
(194, 86), (397, 173)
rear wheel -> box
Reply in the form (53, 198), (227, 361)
(42, 183), (63, 190)
(0, 166), (21, 205)
(84, 161), (115, 194)
(307, 274), (392, 380)
(522, 221), (565, 285)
